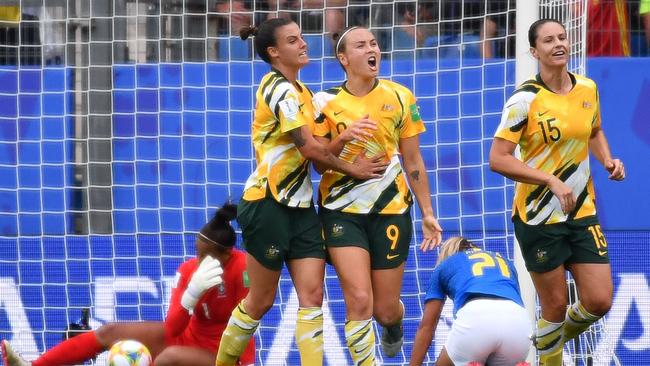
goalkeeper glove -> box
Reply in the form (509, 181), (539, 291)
(181, 256), (224, 311)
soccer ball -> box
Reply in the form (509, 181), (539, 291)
(106, 340), (152, 366)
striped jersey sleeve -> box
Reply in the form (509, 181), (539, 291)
(494, 83), (539, 144)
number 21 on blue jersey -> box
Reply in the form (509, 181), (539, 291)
(468, 252), (511, 278)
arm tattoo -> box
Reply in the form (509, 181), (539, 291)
(410, 170), (420, 181)
(290, 128), (306, 148)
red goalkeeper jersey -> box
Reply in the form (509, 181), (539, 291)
(164, 249), (254, 365)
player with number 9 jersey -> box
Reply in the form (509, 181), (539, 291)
(410, 237), (532, 366)
(311, 26), (442, 365)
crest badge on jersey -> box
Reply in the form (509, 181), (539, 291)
(582, 101), (592, 109)
(266, 245), (280, 259)
(217, 283), (226, 297)
(536, 249), (548, 263)
(331, 223), (344, 238)
(381, 104), (394, 112)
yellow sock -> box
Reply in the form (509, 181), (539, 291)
(345, 319), (375, 366)
(216, 301), (260, 366)
(295, 307), (324, 366)
(564, 301), (601, 341)
(536, 318), (564, 366)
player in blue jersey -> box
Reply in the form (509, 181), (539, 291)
(410, 237), (532, 366)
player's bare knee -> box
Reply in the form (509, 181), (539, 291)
(296, 286), (323, 308)
(346, 290), (372, 317)
(244, 295), (275, 319)
(583, 296), (612, 316)
(373, 304), (401, 326)
(153, 348), (178, 366)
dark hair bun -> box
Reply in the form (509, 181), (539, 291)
(240, 25), (258, 40)
(216, 203), (237, 223)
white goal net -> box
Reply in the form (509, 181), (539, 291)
(0, 0), (618, 365)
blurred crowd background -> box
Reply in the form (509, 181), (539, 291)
(0, 0), (647, 67)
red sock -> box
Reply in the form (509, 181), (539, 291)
(32, 332), (104, 366)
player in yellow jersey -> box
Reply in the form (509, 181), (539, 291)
(489, 19), (625, 366)
(215, 19), (388, 366)
(312, 26), (443, 365)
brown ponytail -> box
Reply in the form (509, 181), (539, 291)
(239, 25), (257, 40)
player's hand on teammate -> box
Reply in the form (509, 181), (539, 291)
(350, 150), (389, 180)
(340, 115), (376, 143)
(420, 215), (443, 251)
(547, 176), (576, 214)
(605, 158), (625, 181)
(181, 256), (224, 311)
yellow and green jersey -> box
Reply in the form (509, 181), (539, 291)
(312, 79), (425, 214)
(495, 73), (601, 225)
(242, 70), (316, 208)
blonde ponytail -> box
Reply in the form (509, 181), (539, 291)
(436, 236), (475, 266)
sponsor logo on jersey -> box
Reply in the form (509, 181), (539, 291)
(583, 101), (592, 109)
(382, 104), (394, 112)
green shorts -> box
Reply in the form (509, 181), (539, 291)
(514, 215), (610, 273)
(237, 198), (325, 271)
(320, 208), (412, 270)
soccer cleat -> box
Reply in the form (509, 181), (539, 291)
(64, 308), (91, 340)
(1, 340), (31, 366)
(380, 301), (404, 358)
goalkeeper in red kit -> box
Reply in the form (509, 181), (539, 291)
(2, 203), (254, 366)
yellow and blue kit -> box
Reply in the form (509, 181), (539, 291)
(424, 249), (523, 316)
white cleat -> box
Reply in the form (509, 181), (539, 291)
(1, 340), (32, 366)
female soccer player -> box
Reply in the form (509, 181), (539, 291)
(489, 19), (625, 366)
(311, 26), (442, 364)
(1, 204), (254, 366)
(410, 237), (532, 366)
(215, 18), (387, 366)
